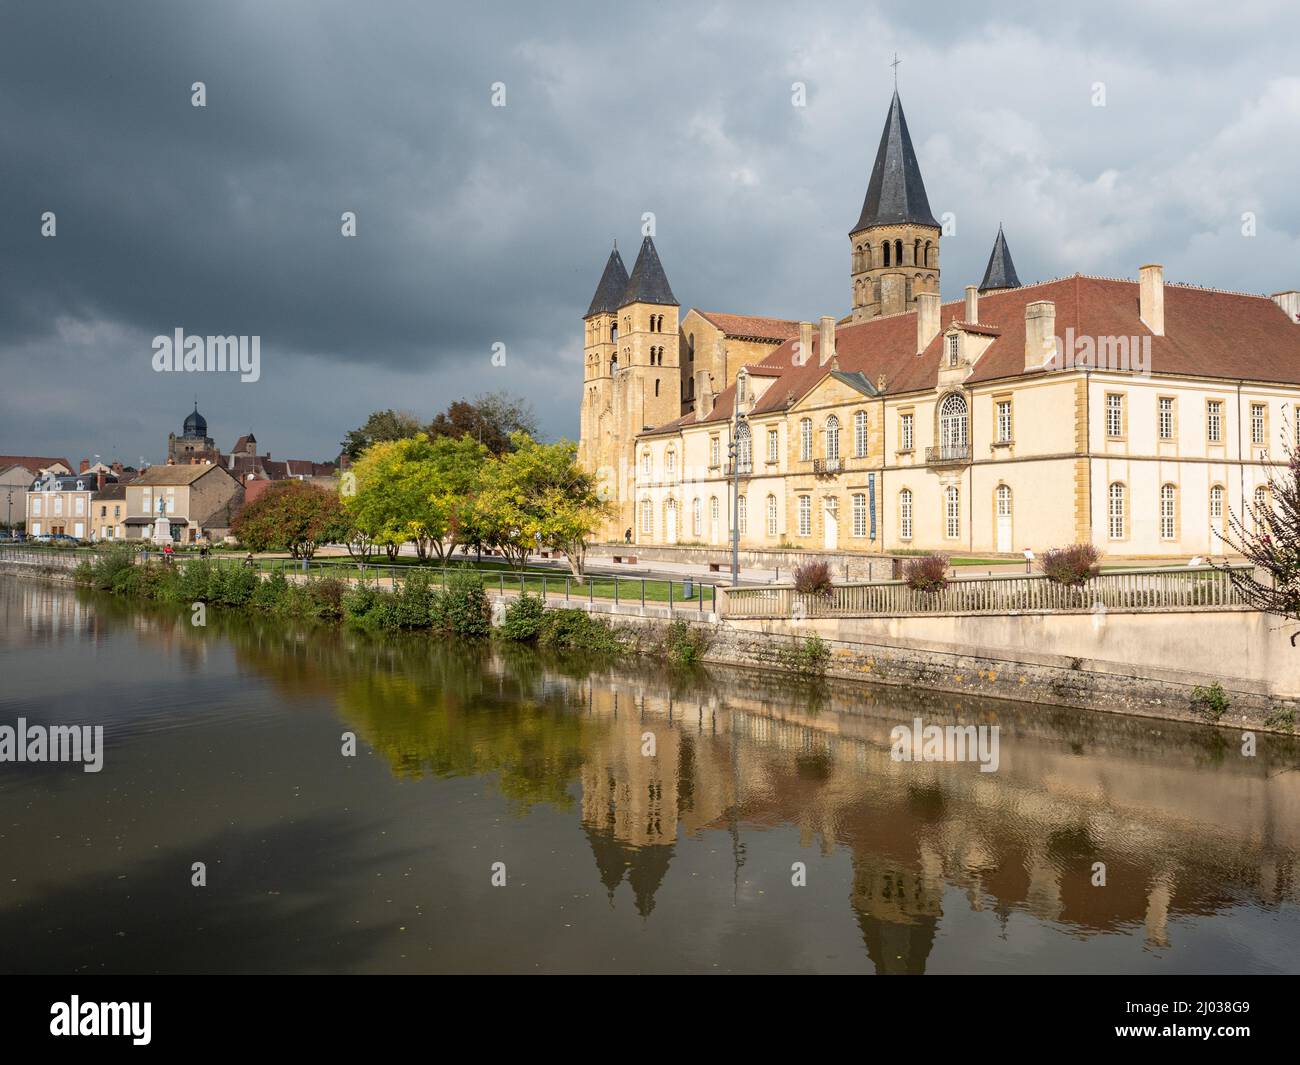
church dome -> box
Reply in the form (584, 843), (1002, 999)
(183, 403), (207, 438)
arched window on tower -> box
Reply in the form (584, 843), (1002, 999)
(688, 334), (695, 362)
(914, 238), (921, 265)
(895, 239), (903, 265)
(882, 242), (891, 267)
(611, 323), (618, 343)
(924, 240), (932, 268)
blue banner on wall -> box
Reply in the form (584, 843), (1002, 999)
(868, 472), (876, 539)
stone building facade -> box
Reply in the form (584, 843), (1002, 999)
(577, 89), (1300, 558)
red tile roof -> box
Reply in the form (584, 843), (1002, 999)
(658, 275), (1300, 432)
(0, 455), (72, 475)
(696, 311), (802, 341)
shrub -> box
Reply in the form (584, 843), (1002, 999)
(780, 633), (831, 676)
(793, 561), (833, 598)
(343, 582), (400, 629)
(903, 554), (949, 593)
(85, 544), (137, 591)
(499, 593), (546, 642)
(392, 569), (439, 629)
(1190, 682), (1230, 722)
(308, 577), (347, 620)
(662, 617), (709, 665)
(431, 567), (490, 638)
(250, 569), (289, 612)
(210, 562), (259, 607)
(1040, 544), (1100, 587)
(540, 608), (623, 654)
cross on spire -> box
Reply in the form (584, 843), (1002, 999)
(890, 53), (901, 86)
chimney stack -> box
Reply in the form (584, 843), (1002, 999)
(1272, 291), (1300, 323)
(79, 459), (90, 473)
(96, 472), (106, 491)
(965, 285), (979, 324)
(916, 292), (941, 354)
(1139, 263), (1164, 336)
(694, 370), (715, 421)
(1025, 300), (1057, 371)
(797, 321), (813, 366)
(818, 316), (836, 366)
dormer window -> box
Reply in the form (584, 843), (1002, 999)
(947, 334), (959, 367)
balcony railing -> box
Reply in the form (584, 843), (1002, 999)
(813, 457), (843, 474)
(925, 444), (970, 465)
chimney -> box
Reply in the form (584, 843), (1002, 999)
(797, 321), (813, 366)
(694, 369), (715, 421)
(1025, 300), (1057, 371)
(964, 285), (979, 324)
(96, 472), (106, 491)
(111, 462), (123, 475)
(1272, 291), (1300, 323)
(1139, 263), (1164, 336)
(79, 459), (90, 473)
(916, 292), (941, 353)
(818, 316), (836, 367)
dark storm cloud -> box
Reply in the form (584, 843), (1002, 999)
(1, 0), (1297, 463)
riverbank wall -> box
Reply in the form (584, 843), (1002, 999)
(598, 604), (1298, 733)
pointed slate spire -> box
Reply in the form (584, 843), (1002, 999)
(978, 225), (1022, 291)
(851, 90), (939, 233)
(618, 236), (678, 308)
(584, 244), (630, 317)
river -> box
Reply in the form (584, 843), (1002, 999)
(1, 576), (1297, 973)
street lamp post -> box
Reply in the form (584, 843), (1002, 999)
(728, 405), (747, 587)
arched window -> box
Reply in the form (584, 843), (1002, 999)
(737, 495), (747, 535)
(736, 422), (752, 471)
(996, 484), (1012, 518)
(693, 497), (701, 536)
(939, 392), (969, 452)
(945, 485), (960, 539)
(611, 323), (618, 343)
(895, 239), (903, 265)
(882, 242), (891, 267)
(665, 498), (677, 540)
(1209, 484), (1225, 532)
(642, 451), (651, 479)
(654, 379), (660, 396)
(687, 334), (695, 362)
(899, 487), (913, 540)
(800, 418), (813, 461)
(767, 494), (778, 536)
(913, 238), (921, 265)
(924, 240), (932, 267)
(854, 410), (868, 457)
(665, 449), (675, 475)
(825, 415), (840, 461)
(1108, 482), (1126, 540)
(1254, 486), (1270, 531)
(710, 496), (720, 539)
(1159, 484), (1177, 540)
(610, 355), (618, 375)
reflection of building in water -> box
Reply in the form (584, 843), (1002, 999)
(553, 664), (1300, 971)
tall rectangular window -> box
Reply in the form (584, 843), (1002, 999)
(709, 437), (720, 467)
(854, 411), (868, 457)
(1106, 393), (1124, 438)
(640, 500), (652, 535)
(737, 495), (747, 535)
(997, 400), (1013, 443)
(1207, 400), (1223, 444)
(767, 428), (778, 463)
(1160, 484), (1176, 540)
(797, 495), (811, 536)
(800, 419), (812, 461)
(851, 493), (867, 537)
(1108, 483), (1125, 539)
(1251, 402), (1266, 446)
(766, 495), (777, 537)
(899, 489), (913, 540)
(1158, 397), (1174, 440)
(900, 412), (914, 451)
(944, 486), (960, 539)
(947, 334), (959, 367)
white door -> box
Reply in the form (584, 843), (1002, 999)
(666, 502), (677, 543)
(74, 522), (85, 539)
(823, 500), (838, 550)
(996, 486), (1012, 552)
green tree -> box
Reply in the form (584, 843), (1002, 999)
(473, 434), (609, 576)
(232, 481), (348, 559)
(340, 409), (423, 461)
(345, 434), (487, 563)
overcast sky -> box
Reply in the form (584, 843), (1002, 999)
(2, 0), (1297, 466)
